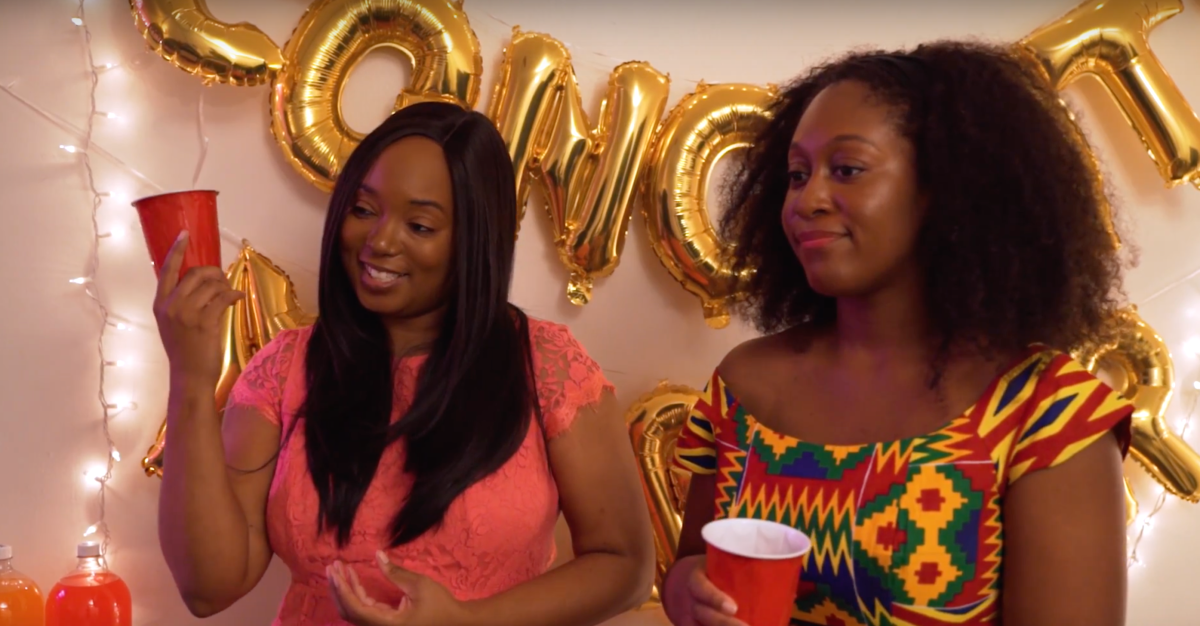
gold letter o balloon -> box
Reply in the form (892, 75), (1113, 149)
(269, 0), (484, 191)
(643, 83), (776, 329)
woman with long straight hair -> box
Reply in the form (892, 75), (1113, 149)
(153, 101), (654, 625)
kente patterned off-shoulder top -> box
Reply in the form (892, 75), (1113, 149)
(674, 346), (1132, 626)
(225, 317), (613, 626)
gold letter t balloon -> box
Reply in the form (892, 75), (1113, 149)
(1018, 0), (1200, 188)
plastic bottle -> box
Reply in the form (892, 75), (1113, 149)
(0, 544), (44, 626)
(44, 542), (130, 626)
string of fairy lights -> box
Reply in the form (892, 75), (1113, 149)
(4, 0), (1199, 578)
(2, 1), (269, 561)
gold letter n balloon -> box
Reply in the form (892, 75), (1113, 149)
(488, 29), (671, 305)
(270, 0), (484, 192)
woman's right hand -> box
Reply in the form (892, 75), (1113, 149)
(153, 231), (244, 389)
(662, 555), (746, 626)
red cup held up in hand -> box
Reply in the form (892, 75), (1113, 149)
(703, 518), (812, 626)
(133, 190), (222, 280)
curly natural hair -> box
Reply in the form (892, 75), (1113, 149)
(721, 40), (1127, 359)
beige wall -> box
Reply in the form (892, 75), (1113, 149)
(1, 0), (1199, 624)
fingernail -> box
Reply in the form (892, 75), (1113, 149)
(176, 230), (188, 241)
(723, 599), (738, 615)
(376, 550), (389, 565)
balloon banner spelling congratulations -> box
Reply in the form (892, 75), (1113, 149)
(142, 243), (314, 476)
(1017, 0), (1200, 189)
(269, 0), (484, 192)
(625, 382), (703, 603)
(130, 0), (1200, 314)
(488, 29), (671, 305)
(129, 0), (284, 86)
(1071, 307), (1200, 521)
(642, 83), (775, 328)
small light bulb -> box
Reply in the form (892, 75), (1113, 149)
(69, 277), (89, 285)
(60, 144), (78, 153)
(1184, 337), (1200, 356)
(115, 322), (130, 331)
(102, 111), (118, 119)
(71, 17), (83, 26)
(111, 450), (122, 462)
(83, 524), (98, 537)
(82, 466), (106, 484)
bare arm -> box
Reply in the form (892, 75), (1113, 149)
(158, 395), (280, 616)
(459, 391), (656, 625)
(153, 232), (281, 616)
(675, 474), (718, 562)
(1001, 432), (1127, 625)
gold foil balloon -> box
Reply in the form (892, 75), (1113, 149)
(626, 382), (703, 602)
(642, 83), (775, 329)
(129, 0), (284, 86)
(143, 244), (315, 477)
(270, 0), (484, 191)
(1017, 0), (1200, 189)
(488, 29), (670, 305)
(1072, 307), (1200, 520)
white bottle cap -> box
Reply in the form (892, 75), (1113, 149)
(0, 544), (11, 560)
(77, 541), (101, 558)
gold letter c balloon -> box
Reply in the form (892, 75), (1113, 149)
(1072, 307), (1200, 524)
(269, 0), (483, 192)
(643, 83), (776, 329)
(129, 0), (285, 86)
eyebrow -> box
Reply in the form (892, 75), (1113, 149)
(358, 183), (446, 212)
(789, 134), (879, 154)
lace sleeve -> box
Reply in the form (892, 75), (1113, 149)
(528, 319), (615, 440)
(224, 328), (306, 426)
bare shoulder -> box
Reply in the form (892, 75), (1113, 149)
(718, 326), (818, 396)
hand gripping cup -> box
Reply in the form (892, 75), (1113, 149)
(702, 518), (811, 626)
(132, 190), (222, 280)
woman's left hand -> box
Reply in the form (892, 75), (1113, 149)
(328, 551), (475, 626)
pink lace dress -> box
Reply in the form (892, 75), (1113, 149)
(225, 317), (613, 625)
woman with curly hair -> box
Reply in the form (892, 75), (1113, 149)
(664, 41), (1133, 626)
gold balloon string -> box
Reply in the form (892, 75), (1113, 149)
(67, 0), (119, 566)
(479, 10), (660, 76)
(1138, 266), (1200, 305)
(1129, 390), (1199, 569)
(192, 87), (209, 189)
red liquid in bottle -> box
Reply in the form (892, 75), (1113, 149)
(45, 543), (130, 626)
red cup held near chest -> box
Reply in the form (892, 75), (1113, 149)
(703, 518), (811, 626)
(132, 190), (223, 280)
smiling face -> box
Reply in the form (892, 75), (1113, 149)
(782, 80), (926, 298)
(340, 136), (454, 320)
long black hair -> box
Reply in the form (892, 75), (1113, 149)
(299, 101), (538, 547)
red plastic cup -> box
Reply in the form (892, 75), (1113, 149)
(133, 190), (222, 281)
(703, 518), (811, 626)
